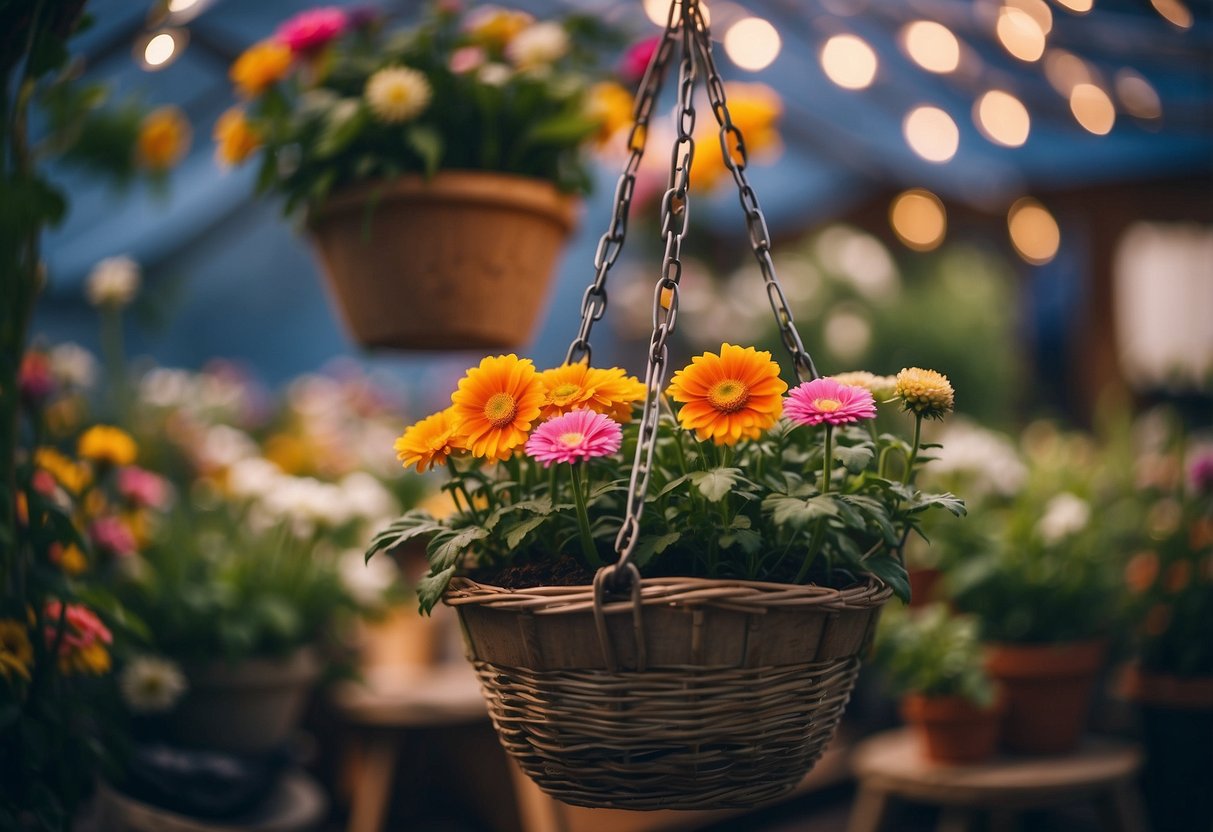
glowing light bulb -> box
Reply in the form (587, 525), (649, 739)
(1044, 49), (1091, 95)
(975, 90), (1031, 147)
(1151, 0), (1193, 28)
(1070, 83), (1116, 135)
(1007, 0), (1053, 34)
(644, 0), (711, 27)
(143, 32), (176, 67)
(724, 17), (781, 71)
(820, 34), (878, 90)
(901, 21), (960, 74)
(1008, 198), (1060, 265)
(1055, 0), (1094, 11)
(903, 106), (959, 163)
(996, 6), (1046, 62)
(1115, 70), (1162, 120)
(890, 189), (947, 251)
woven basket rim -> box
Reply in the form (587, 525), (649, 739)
(445, 573), (892, 616)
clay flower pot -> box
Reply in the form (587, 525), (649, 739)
(168, 647), (321, 755)
(901, 693), (1003, 764)
(985, 639), (1107, 755)
(307, 171), (579, 351)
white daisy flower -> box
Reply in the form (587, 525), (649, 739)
(505, 22), (569, 69)
(120, 655), (187, 713)
(365, 66), (432, 123)
(86, 256), (141, 308)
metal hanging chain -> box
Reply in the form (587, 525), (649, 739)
(564, 5), (680, 367)
(610, 0), (700, 580)
(689, 3), (819, 383)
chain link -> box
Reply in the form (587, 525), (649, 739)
(564, 5), (680, 367)
(690, 3), (820, 384)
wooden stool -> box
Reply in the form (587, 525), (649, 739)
(848, 729), (1149, 832)
(333, 663), (488, 832)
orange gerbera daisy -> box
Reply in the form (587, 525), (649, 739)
(537, 363), (646, 422)
(450, 355), (545, 460)
(667, 343), (787, 445)
(394, 408), (464, 472)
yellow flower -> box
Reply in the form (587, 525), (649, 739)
(449, 354), (544, 460)
(34, 447), (90, 494)
(263, 434), (310, 475)
(667, 343), (787, 445)
(136, 106), (192, 171)
(213, 107), (261, 167)
(0, 620), (33, 683)
(61, 642), (111, 676)
(894, 367), (955, 420)
(50, 543), (89, 576)
(77, 425), (137, 467)
(395, 409), (464, 472)
(830, 371), (897, 401)
(537, 363), (646, 422)
(230, 40), (292, 98)
(466, 8), (534, 48)
(693, 82), (781, 189)
(365, 66), (432, 124)
(586, 81), (634, 149)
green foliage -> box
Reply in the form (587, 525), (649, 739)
(872, 603), (995, 706)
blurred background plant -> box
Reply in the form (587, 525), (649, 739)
(872, 603), (994, 707)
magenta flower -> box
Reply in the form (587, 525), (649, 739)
(89, 517), (137, 557)
(785, 378), (877, 427)
(276, 6), (348, 53)
(1190, 452), (1213, 495)
(619, 36), (660, 84)
(19, 352), (55, 403)
(117, 466), (171, 509)
(525, 409), (622, 467)
(44, 600), (112, 652)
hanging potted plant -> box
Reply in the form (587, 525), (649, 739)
(1118, 415), (1213, 832)
(948, 424), (1136, 755)
(873, 604), (1002, 764)
(216, 4), (617, 350)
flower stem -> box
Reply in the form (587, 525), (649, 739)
(903, 415), (923, 486)
(568, 463), (601, 568)
(821, 424), (834, 495)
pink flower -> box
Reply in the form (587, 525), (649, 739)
(1191, 452), (1213, 495)
(44, 600), (112, 652)
(525, 409), (622, 467)
(89, 517), (137, 557)
(276, 6), (348, 54)
(450, 45), (486, 74)
(785, 378), (877, 427)
(619, 36), (660, 84)
(117, 466), (171, 509)
(19, 352), (55, 403)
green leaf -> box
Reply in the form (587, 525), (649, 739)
(865, 553), (911, 603)
(417, 565), (457, 615)
(522, 113), (597, 147)
(428, 526), (489, 570)
(764, 494), (838, 529)
(834, 444), (875, 474)
(720, 528), (762, 554)
(690, 468), (741, 502)
(366, 511), (445, 560)
(405, 124), (443, 176)
(504, 514), (547, 549)
(315, 100), (367, 158)
(632, 531), (681, 567)
(658, 474), (691, 497)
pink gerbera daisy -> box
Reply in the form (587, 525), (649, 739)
(276, 7), (348, 53)
(785, 378), (877, 427)
(525, 409), (622, 467)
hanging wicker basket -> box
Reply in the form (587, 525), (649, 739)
(307, 171), (578, 351)
(447, 574), (891, 809)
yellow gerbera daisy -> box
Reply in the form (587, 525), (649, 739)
(394, 408), (464, 472)
(667, 343), (787, 445)
(538, 363), (646, 422)
(77, 425), (137, 467)
(213, 107), (261, 167)
(0, 620), (33, 682)
(894, 367), (955, 420)
(136, 106), (192, 171)
(450, 355), (544, 460)
(230, 41), (292, 99)
(585, 366), (646, 422)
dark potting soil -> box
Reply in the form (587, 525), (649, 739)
(471, 557), (596, 589)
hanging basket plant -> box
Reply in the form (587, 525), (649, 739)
(218, 4), (616, 350)
(369, 0), (965, 810)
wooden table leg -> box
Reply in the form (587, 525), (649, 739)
(847, 784), (893, 832)
(347, 734), (399, 832)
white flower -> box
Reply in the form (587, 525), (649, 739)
(338, 549), (398, 608)
(139, 368), (195, 409)
(49, 343), (98, 389)
(86, 256), (141, 308)
(1036, 492), (1091, 545)
(506, 22), (569, 69)
(478, 63), (513, 87)
(339, 472), (399, 526)
(365, 66), (432, 123)
(120, 656), (187, 713)
(226, 457), (283, 501)
(197, 425), (258, 470)
(932, 420), (1028, 499)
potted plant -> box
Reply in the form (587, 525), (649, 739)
(218, 3), (617, 350)
(873, 604), (1002, 764)
(1118, 414), (1213, 832)
(948, 423), (1136, 755)
(367, 350), (963, 808)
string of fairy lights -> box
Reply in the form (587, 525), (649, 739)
(131, 0), (1200, 267)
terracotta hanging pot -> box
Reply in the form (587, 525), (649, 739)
(307, 171), (579, 351)
(900, 693), (1003, 764)
(985, 639), (1107, 755)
